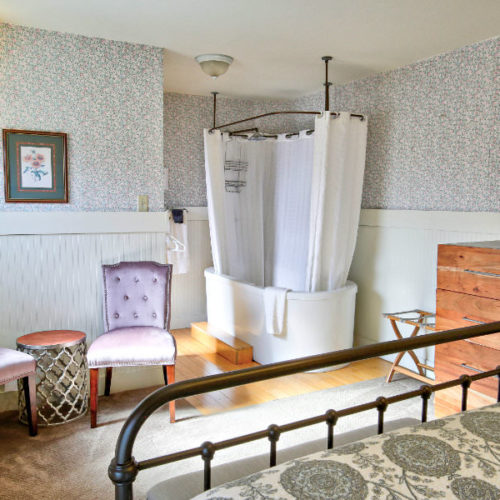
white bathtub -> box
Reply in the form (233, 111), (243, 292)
(205, 268), (357, 367)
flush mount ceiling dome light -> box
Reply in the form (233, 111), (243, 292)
(195, 53), (233, 79)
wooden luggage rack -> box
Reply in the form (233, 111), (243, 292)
(383, 309), (436, 384)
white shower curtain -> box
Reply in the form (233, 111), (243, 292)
(204, 129), (227, 275)
(264, 131), (314, 290)
(204, 112), (367, 292)
(305, 112), (368, 291)
(204, 129), (268, 285)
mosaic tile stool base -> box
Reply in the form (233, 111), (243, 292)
(17, 330), (88, 426)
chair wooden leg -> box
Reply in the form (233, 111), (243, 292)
(104, 367), (112, 396)
(90, 368), (99, 428)
(23, 374), (38, 436)
(164, 365), (176, 423)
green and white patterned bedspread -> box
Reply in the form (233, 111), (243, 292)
(192, 403), (500, 500)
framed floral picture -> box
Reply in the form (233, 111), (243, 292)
(3, 129), (68, 203)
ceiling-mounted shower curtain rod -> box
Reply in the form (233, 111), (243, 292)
(209, 110), (364, 133)
(209, 57), (364, 134)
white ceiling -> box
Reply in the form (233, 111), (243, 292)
(1, 0), (498, 99)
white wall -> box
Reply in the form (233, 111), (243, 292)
(1, 209), (498, 410)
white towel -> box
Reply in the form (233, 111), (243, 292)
(166, 219), (190, 275)
(264, 286), (289, 335)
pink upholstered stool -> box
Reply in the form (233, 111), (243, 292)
(0, 348), (37, 436)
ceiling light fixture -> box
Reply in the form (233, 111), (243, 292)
(195, 54), (233, 79)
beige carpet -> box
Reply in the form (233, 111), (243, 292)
(0, 375), (430, 500)
(0, 386), (201, 500)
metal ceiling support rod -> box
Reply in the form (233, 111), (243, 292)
(211, 92), (218, 129)
(322, 56), (333, 112)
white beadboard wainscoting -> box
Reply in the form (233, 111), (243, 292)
(351, 210), (500, 373)
(0, 210), (212, 410)
(0, 209), (499, 411)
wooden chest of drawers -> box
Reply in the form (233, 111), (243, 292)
(435, 241), (500, 414)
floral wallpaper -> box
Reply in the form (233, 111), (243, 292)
(0, 23), (164, 211)
(165, 37), (498, 212)
(164, 93), (296, 208)
(164, 93), (253, 208)
(2, 23), (495, 213)
(332, 37), (499, 212)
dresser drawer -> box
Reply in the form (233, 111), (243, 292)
(437, 267), (500, 299)
(435, 341), (499, 398)
(437, 244), (500, 299)
(436, 289), (500, 349)
(435, 242), (500, 415)
(438, 244), (500, 274)
(437, 268), (500, 299)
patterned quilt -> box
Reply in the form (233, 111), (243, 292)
(192, 403), (500, 500)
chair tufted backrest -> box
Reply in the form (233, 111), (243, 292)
(102, 261), (172, 332)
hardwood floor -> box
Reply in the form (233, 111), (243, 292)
(172, 328), (392, 415)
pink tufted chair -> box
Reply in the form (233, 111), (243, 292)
(87, 262), (176, 428)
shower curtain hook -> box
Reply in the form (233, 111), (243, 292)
(322, 56), (333, 112)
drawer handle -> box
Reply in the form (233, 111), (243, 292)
(461, 363), (484, 374)
(464, 269), (500, 278)
(462, 317), (486, 325)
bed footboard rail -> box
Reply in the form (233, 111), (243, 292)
(109, 321), (500, 500)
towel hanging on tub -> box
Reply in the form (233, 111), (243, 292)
(264, 286), (289, 335)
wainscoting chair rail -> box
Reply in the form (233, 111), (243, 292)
(109, 321), (500, 500)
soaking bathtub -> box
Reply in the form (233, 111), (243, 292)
(205, 267), (357, 367)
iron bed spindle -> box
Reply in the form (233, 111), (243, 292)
(420, 385), (432, 422)
(267, 424), (281, 467)
(325, 409), (339, 449)
(201, 442), (215, 491)
(460, 375), (472, 411)
(376, 397), (388, 434)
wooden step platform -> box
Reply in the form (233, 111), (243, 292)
(190, 322), (253, 365)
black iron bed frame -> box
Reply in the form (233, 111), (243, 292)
(108, 321), (500, 499)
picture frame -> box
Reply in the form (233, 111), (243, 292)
(3, 129), (68, 203)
